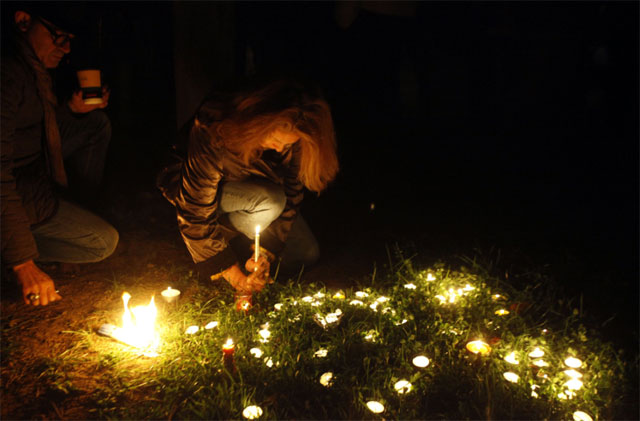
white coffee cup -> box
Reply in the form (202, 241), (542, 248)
(77, 69), (103, 104)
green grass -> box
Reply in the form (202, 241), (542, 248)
(42, 254), (631, 420)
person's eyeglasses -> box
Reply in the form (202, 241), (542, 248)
(36, 17), (74, 47)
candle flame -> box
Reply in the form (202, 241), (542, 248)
(112, 292), (159, 350)
(466, 340), (491, 355)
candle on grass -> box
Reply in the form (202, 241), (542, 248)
(235, 293), (253, 312)
(222, 338), (236, 372)
(222, 338), (235, 356)
(161, 286), (180, 303)
(466, 340), (491, 355)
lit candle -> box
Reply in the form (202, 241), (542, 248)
(394, 380), (412, 394)
(504, 351), (519, 365)
(366, 401), (384, 414)
(161, 286), (180, 303)
(242, 405), (263, 420)
(466, 340), (491, 355)
(573, 411), (593, 421)
(205, 321), (219, 330)
(564, 378), (583, 390)
(249, 347), (263, 358)
(254, 225), (261, 263)
(503, 372), (519, 383)
(319, 372), (334, 387)
(564, 356), (583, 368)
(235, 292), (252, 312)
(412, 355), (430, 368)
(222, 338), (236, 372)
(222, 338), (235, 356)
(528, 347), (545, 358)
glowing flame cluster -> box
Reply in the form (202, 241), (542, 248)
(112, 292), (159, 350)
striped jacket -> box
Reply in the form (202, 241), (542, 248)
(157, 104), (303, 276)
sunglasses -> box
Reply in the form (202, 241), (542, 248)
(37, 17), (74, 47)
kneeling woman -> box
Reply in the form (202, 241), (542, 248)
(158, 80), (339, 293)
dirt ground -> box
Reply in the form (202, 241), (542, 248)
(0, 180), (382, 420)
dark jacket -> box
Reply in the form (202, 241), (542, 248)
(1, 48), (58, 267)
(157, 101), (304, 276)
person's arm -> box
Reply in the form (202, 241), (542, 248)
(1, 59), (61, 305)
(13, 260), (62, 305)
(174, 122), (240, 277)
(1, 59), (40, 269)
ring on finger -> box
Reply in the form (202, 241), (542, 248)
(27, 293), (40, 301)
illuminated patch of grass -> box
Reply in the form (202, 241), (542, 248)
(40, 255), (631, 420)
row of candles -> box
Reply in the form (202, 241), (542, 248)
(130, 265), (594, 420)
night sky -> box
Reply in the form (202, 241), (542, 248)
(51, 2), (638, 347)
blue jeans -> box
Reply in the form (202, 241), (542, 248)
(32, 199), (119, 263)
(219, 179), (320, 273)
(32, 110), (118, 263)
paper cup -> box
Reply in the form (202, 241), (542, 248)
(77, 69), (103, 104)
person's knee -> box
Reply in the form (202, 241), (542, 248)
(254, 183), (286, 218)
(96, 224), (119, 260)
(88, 110), (112, 143)
(303, 240), (320, 266)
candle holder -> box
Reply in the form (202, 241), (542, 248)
(235, 292), (253, 312)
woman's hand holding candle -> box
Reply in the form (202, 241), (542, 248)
(222, 255), (271, 293)
(245, 255), (271, 292)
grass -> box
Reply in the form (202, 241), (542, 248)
(19, 252), (633, 420)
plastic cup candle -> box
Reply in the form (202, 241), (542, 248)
(573, 411), (593, 421)
(366, 401), (385, 414)
(564, 378), (584, 390)
(161, 287), (180, 303)
(394, 380), (412, 394)
(235, 292), (252, 312)
(528, 347), (545, 358)
(503, 372), (519, 383)
(205, 321), (219, 330)
(504, 352), (519, 365)
(564, 356), (583, 368)
(319, 372), (334, 387)
(242, 405), (263, 419)
(412, 355), (430, 368)
(314, 348), (328, 358)
(564, 369), (583, 378)
(466, 340), (491, 355)
(254, 225), (260, 263)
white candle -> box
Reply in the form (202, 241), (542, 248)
(161, 286), (180, 303)
(254, 225), (261, 262)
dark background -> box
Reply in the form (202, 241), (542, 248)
(37, 2), (640, 351)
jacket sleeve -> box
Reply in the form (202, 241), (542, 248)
(261, 143), (304, 255)
(1, 59), (39, 267)
(174, 124), (239, 273)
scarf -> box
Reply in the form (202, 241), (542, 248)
(16, 35), (68, 187)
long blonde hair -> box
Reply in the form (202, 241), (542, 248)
(197, 80), (339, 193)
